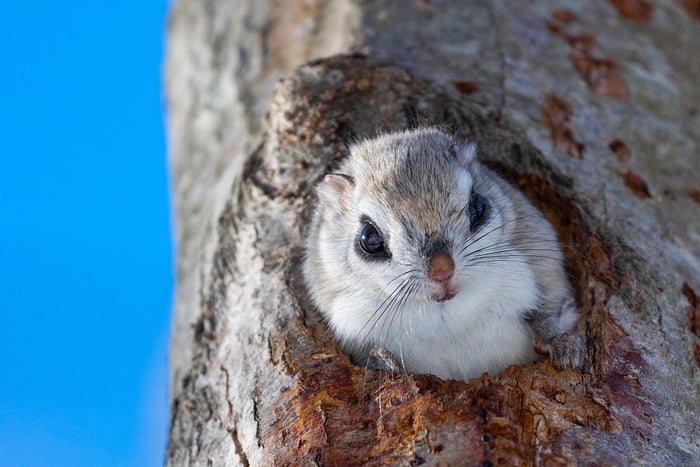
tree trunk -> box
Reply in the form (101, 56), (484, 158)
(165, 1), (700, 464)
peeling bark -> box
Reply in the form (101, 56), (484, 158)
(166, 1), (700, 465)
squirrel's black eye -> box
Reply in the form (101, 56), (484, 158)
(468, 192), (488, 231)
(358, 220), (389, 258)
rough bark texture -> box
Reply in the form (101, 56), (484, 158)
(166, 1), (700, 465)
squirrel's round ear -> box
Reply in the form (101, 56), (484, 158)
(450, 142), (478, 166)
(317, 173), (355, 206)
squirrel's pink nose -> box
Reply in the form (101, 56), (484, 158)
(428, 252), (455, 283)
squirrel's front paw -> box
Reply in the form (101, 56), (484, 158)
(366, 346), (401, 372)
(549, 333), (584, 369)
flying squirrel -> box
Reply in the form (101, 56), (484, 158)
(303, 128), (583, 381)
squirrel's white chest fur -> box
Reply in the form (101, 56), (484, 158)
(328, 260), (540, 381)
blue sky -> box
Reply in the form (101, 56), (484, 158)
(0, 2), (172, 465)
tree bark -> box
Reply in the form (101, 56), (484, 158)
(165, 1), (700, 464)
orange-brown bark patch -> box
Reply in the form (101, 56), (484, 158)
(609, 139), (632, 162)
(540, 95), (585, 158)
(552, 8), (578, 24)
(688, 189), (700, 204)
(617, 169), (652, 198)
(680, 0), (700, 20)
(547, 12), (629, 99)
(683, 282), (700, 337)
(546, 23), (596, 52)
(569, 53), (629, 99)
(452, 81), (480, 94)
(608, 0), (653, 20)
